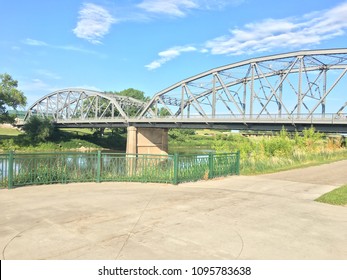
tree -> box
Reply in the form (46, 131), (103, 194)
(158, 107), (171, 117)
(113, 88), (149, 102)
(105, 88), (150, 117)
(22, 116), (55, 143)
(0, 73), (27, 123)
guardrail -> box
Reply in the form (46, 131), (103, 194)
(16, 113), (347, 124)
(0, 151), (240, 189)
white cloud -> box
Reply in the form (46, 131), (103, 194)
(137, 0), (198, 17)
(73, 3), (116, 44)
(22, 38), (102, 56)
(69, 1), (243, 45)
(144, 2), (347, 70)
(19, 78), (59, 98)
(35, 69), (61, 80)
(23, 39), (48, 46)
(137, 0), (242, 17)
(205, 1), (347, 55)
(199, 0), (244, 10)
(145, 46), (197, 70)
(18, 78), (60, 107)
(57, 45), (104, 56)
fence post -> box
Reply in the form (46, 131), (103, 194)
(235, 151), (240, 175)
(96, 150), (101, 183)
(208, 152), (214, 179)
(8, 151), (14, 189)
(173, 153), (179, 185)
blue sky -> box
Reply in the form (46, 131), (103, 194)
(1, 0), (347, 108)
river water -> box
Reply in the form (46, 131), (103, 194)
(169, 145), (214, 154)
(107, 145), (215, 155)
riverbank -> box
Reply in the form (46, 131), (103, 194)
(0, 127), (126, 152)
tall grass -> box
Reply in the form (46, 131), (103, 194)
(212, 128), (347, 175)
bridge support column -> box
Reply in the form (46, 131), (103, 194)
(126, 126), (138, 154)
(126, 126), (168, 155)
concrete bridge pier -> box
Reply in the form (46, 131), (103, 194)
(126, 126), (168, 155)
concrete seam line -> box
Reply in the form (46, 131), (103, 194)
(115, 186), (159, 259)
(2, 221), (41, 260)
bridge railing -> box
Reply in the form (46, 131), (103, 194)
(141, 113), (346, 121)
(15, 113), (347, 128)
(0, 151), (240, 188)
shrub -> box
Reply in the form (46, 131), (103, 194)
(22, 116), (56, 143)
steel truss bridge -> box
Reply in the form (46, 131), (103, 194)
(22, 48), (347, 132)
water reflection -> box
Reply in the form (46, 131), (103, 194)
(169, 145), (214, 154)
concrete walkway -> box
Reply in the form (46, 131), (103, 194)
(1, 160), (346, 260)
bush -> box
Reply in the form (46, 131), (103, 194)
(169, 129), (195, 141)
(22, 116), (56, 143)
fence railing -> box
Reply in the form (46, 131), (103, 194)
(0, 151), (240, 189)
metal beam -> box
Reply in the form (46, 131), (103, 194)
(308, 67), (347, 117)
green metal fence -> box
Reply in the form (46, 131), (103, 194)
(0, 153), (9, 188)
(100, 153), (175, 183)
(0, 151), (240, 189)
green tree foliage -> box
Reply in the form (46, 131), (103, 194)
(158, 107), (171, 117)
(0, 73), (27, 123)
(302, 127), (324, 148)
(169, 129), (195, 141)
(118, 88), (149, 102)
(212, 127), (326, 158)
(102, 88), (149, 118)
(207, 127), (345, 175)
(212, 133), (254, 158)
(106, 88), (149, 102)
(81, 88), (149, 136)
(114, 89), (172, 117)
(22, 116), (56, 143)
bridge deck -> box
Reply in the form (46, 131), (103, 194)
(16, 115), (347, 132)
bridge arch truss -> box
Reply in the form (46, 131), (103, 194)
(24, 89), (148, 123)
(140, 49), (347, 121)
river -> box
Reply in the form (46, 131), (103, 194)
(107, 145), (215, 155)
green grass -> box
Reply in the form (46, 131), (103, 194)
(60, 128), (95, 135)
(241, 150), (347, 175)
(315, 185), (347, 206)
(0, 127), (22, 136)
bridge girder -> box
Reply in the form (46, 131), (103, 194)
(24, 89), (147, 122)
(139, 48), (347, 121)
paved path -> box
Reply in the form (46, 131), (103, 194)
(1, 160), (346, 260)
